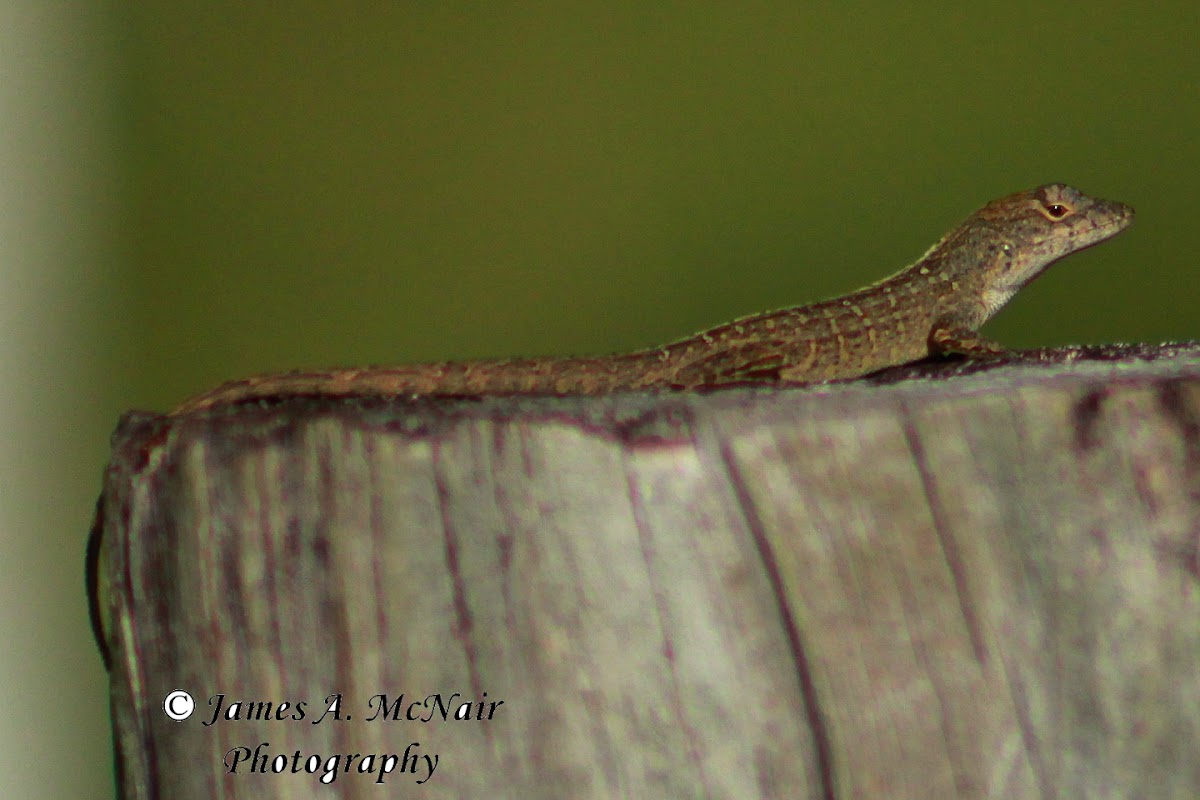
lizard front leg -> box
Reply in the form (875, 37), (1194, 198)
(929, 317), (1007, 359)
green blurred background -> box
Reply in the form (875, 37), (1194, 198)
(3, 2), (1196, 796)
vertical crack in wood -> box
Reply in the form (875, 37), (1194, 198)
(899, 412), (988, 667)
(898, 410), (985, 797)
(902, 407), (1054, 800)
(1000, 396), (1057, 800)
(621, 460), (713, 796)
(121, 464), (164, 800)
(718, 442), (836, 800)
(430, 440), (486, 706)
(487, 440), (520, 648)
(256, 453), (287, 681)
(366, 453), (391, 644)
(315, 435), (358, 766)
(996, 663), (1052, 800)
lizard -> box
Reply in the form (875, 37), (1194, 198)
(170, 183), (1133, 415)
(90, 185), (1133, 665)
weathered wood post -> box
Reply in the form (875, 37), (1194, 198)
(90, 345), (1200, 799)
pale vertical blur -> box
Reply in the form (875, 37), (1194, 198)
(0, 1), (124, 797)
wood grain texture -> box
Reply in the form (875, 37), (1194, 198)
(92, 345), (1200, 799)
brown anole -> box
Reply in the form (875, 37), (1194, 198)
(171, 183), (1132, 414)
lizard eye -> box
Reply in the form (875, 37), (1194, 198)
(1039, 201), (1074, 221)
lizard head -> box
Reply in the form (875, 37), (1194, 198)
(964, 183), (1134, 317)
